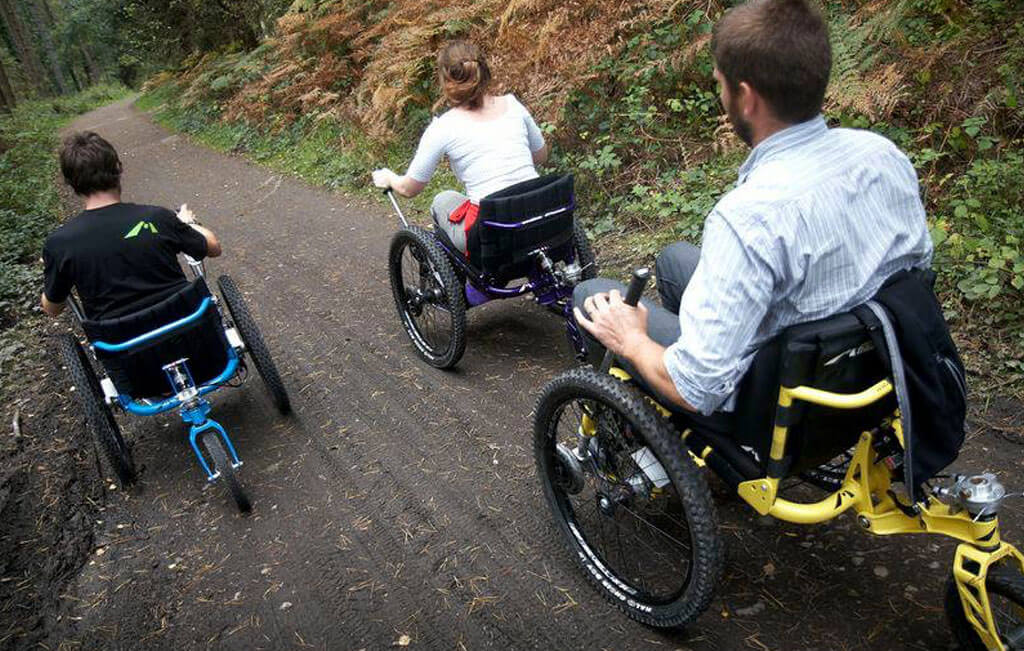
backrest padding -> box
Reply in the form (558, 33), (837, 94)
(82, 278), (229, 398)
(731, 311), (895, 474)
(468, 174), (576, 281)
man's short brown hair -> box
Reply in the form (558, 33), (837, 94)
(712, 0), (832, 124)
(59, 131), (122, 196)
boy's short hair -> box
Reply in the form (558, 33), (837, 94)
(59, 131), (123, 196)
(712, 0), (832, 124)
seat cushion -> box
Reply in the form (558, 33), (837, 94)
(82, 278), (229, 399)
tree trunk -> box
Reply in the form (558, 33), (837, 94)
(66, 61), (81, 91)
(0, 0), (49, 95)
(27, 0), (69, 95)
(80, 45), (100, 85)
(0, 57), (15, 112)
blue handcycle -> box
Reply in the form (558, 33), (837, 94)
(58, 256), (290, 512)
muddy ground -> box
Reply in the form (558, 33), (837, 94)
(1, 98), (1023, 650)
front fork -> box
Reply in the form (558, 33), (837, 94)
(187, 416), (243, 481)
(954, 539), (1024, 650)
(164, 358), (243, 482)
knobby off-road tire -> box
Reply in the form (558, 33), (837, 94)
(217, 275), (291, 414)
(947, 563), (1024, 650)
(58, 334), (136, 487)
(201, 430), (251, 513)
(534, 367), (723, 628)
(388, 226), (467, 369)
(572, 219), (598, 281)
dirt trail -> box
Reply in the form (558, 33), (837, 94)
(27, 98), (1024, 650)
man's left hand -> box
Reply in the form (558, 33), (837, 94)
(574, 290), (649, 360)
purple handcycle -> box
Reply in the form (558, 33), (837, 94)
(385, 174), (596, 368)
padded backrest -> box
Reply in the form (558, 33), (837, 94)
(81, 278), (229, 399)
(730, 310), (895, 475)
(468, 174), (576, 281)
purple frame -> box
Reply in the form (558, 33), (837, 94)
(431, 228), (586, 358)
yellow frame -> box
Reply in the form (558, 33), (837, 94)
(601, 368), (1023, 650)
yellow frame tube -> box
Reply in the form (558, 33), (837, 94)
(600, 366), (1021, 648)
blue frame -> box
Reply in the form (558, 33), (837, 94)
(93, 297), (212, 352)
(88, 296), (245, 482)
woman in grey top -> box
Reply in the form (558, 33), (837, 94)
(372, 41), (550, 254)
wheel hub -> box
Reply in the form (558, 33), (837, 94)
(596, 485), (633, 516)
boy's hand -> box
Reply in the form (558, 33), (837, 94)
(177, 203), (196, 224)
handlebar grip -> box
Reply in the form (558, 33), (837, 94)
(623, 267), (651, 307)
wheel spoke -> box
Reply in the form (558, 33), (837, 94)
(550, 394), (692, 603)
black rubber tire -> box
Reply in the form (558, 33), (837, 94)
(798, 449), (854, 493)
(573, 219), (598, 281)
(201, 430), (251, 513)
(58, 334), (136, 487)
(388, 226), (467, 369)
(947, 563), (1024, 650)
(217, 275), (291, 414)
(534, 367), (723, 628)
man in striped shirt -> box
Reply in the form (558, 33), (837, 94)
(574, 0), (933, 416)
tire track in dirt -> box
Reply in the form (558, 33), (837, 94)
(40, 98), (1024, 651)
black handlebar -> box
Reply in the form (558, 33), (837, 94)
(598, 267), (651, 373)
(623, 267), (651, 307)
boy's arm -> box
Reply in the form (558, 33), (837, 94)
(41, 293), (65, 316)
(175, 204), (221, 258)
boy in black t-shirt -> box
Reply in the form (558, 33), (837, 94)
(41, 131), (222, 320)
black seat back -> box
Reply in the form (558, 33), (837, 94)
(81, 278), (229, 399)
(731, 311), (895, 475)
(467, 174), (576, 281)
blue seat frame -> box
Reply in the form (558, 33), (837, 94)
(87, 291), (244, 481)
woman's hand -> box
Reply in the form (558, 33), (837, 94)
(371, 168), (395, 189)
(373, 169), (427, 198)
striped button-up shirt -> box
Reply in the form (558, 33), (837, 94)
(664, 115), (933, 415)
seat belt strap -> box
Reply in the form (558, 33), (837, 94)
(864, 300), (916, 498)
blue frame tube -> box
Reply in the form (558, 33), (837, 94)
(118, 348), (239, 416)
(189, 418), (241, 480)
(92, 298), (212, 352)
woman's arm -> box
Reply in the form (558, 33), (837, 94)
(372, 169), (427, 197)
(531, 142), (550, 167)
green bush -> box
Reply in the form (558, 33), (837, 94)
(0, 83), (130, 329)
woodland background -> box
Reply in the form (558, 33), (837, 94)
(0, 0), (1022, 394)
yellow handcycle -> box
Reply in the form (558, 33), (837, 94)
(533, 270), (1023, 649)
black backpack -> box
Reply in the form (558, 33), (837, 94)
(854, 269), (967, 499)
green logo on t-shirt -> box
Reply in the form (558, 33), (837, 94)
(124, 221), (158, 238)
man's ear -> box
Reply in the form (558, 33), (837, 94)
(737, 81), (757, 119)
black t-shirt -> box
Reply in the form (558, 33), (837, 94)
(43, 203), (208, 320)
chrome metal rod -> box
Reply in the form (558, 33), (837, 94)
(386, 189), (409, 228)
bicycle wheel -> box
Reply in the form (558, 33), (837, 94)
(201, 430), (251, 513)
(947, 563), (1024, 650)
(534, 367), (722, 627)
(59, 334), (136, 487)
(217, 274), (291, 414)
(388, 226), (466, 369)
(572, 218), (598, 281)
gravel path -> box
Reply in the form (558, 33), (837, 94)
(39, 98), (1024, 650)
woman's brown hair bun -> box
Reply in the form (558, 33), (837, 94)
(437, 41), (491, 109)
